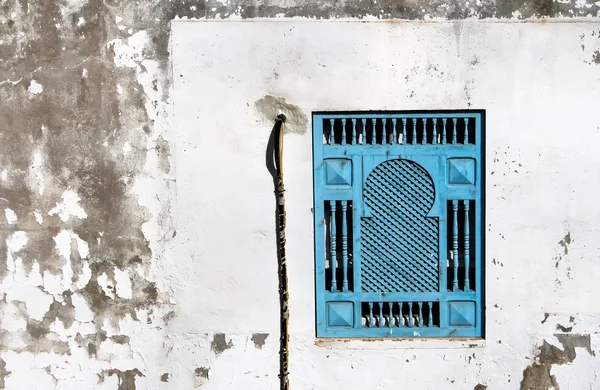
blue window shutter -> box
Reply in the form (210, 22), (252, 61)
(313, 112), (485, 338)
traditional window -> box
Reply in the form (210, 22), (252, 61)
(313, 112), (485, 338)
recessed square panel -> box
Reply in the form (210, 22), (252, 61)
(325, 159), (352, 186)
(449, 301), (476, 326)
(327, 301), (354, 327)
(448, 158), (475, 185)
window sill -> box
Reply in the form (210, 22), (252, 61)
(315, 338), (486, 350)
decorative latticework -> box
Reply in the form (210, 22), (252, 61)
(361, 159), (438, 293)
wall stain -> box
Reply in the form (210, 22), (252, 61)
(558, 233), (571, 255)
(251, 333), (269, 349)
(474, 385), (488, 390)
(211, 333), (233, 356)
(520, 334), (595, 390)
(255, 95), (308, 135)
(107, 369), (144, 390)
(160, 373), (170, 382)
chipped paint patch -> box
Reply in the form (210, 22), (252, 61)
(251, 333), (269, 349)
(520, 334), (596, 390)
(211, 333), (233, 356)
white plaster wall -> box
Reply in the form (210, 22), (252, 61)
(170, 20), (600, 389)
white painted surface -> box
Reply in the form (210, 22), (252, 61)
(169, 20), (600, 389)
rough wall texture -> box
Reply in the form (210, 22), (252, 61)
(0, 0), (599, 389)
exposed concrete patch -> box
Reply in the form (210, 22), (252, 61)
(0, 358), (10, 389)
(160, 373), (170, 382)
(251, 333), (269, 349)
(211, 333), (233, 356)
(520, 334), (595, 390)
(255, 95), (308, 135)
(194, 367), (210, 387)
(474, 385), (488, 390)
(107, 369), (144, 390)
(593, 51), (600, 64)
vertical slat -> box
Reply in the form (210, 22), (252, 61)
(464, 199), (470, 291)
(411, 118), (416, 145)
(433, 118), (438, 145)
(341, 200), (348, 292)
(421, 119), (426, 145)
(428, 302), (433, 327)
(379, 302), (384, 328)
(464, 117), (469, 144)
(391, 118), (397, 145)
(409, 302), (414, 328)
(382, 119), (387, 145)
(452, 200), (459, 292)
(361, 118), (366, 145)
(442, 118), (447, 144)
(329, 119), (335, 145)
(351, 118), (356, 145)
(401, 118), (406, 145)
(341, 119), (346, 145)
(389, 302), (394, 328)
(330, 200), (337, 292)
(452, 118), (457, 144)
(418, 302), (423, 327)
(371, 119), (376, 145)
(368, 302), (374, 328)
(399, 302), (404, 327)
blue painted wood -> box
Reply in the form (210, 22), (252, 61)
(452, 200), (459, 292)
(341, 119), (346, 145)
(329, 119), (334, 145)
(401, 118), (406, 145)
(361, 118), (366, 145)
(371, 119), (376, 145)
(452, 118), (457, 145)
(313, 112), (484, 338)
(428, 302), (433, 327)
(341, 200), (349, 292)
(464, 199), (470, 291)
(442, 118), (447, 144)
(330, 200), (337, 292)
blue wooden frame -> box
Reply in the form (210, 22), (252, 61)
(313, 111), (485, 338)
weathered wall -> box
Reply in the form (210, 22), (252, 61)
(0, 0), (599, 389)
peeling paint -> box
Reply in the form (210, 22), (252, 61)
(520, 334), (595, 390)
(0, 358), (9, 389)
(107, 368), (144, 390)
(211, 333), (233, 356)
(251, 333), (269, 349)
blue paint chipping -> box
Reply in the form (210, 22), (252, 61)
(313, 111), (485, 338)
